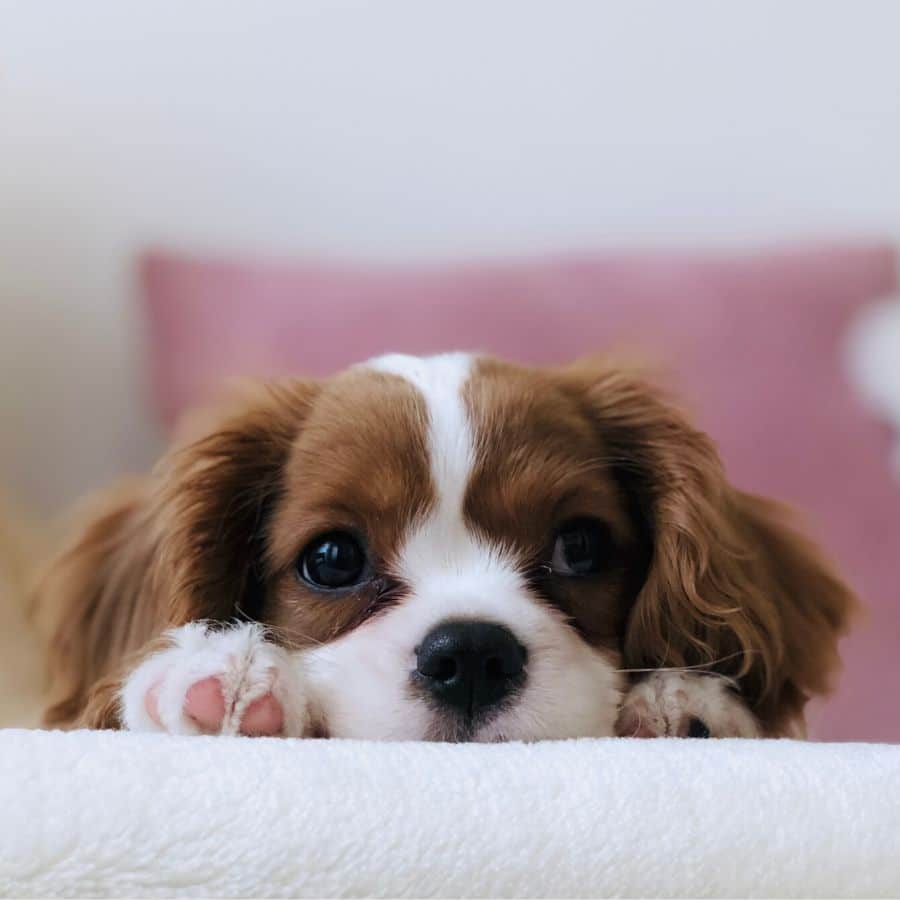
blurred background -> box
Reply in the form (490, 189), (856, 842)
(1, 1), (898, 738)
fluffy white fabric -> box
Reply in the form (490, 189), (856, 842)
(845, 295), (900, 477)
(0, 730), (898, 898)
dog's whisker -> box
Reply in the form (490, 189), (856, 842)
(231, 609), (327, 648)
(613, 649), (755, 678)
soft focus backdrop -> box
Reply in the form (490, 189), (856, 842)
(3, 0), (900, 512)
(1, 2), (899, 740)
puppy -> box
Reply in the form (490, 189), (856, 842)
(36, 354), (855, 740)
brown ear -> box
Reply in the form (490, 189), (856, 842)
(574, 361), (858, 736)
(155, 379), (319, 625)
(36, 379), (318, 727)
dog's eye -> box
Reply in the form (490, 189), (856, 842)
(550, 519), (611, 576)
(298, 532), (367, 590)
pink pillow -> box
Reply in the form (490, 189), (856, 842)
(141, 245), (899, 742)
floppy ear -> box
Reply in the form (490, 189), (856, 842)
(155, 379), (319, 625)
(37, 379), (318, 727)
(573, 361), (858, 736)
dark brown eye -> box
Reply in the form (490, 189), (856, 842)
(298, 532), (367, 590)
(550, 519), (611, 576)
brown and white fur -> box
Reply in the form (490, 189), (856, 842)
(36, 354), (856, 741)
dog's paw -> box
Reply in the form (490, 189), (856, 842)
(615, 671), (760, 738)
(120, 622), (308, 736)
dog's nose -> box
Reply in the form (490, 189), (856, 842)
(415, 621), (527, 715)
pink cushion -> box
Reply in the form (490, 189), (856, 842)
(141, 245), (899, 742)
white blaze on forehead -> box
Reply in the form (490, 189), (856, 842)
(368, 352), (513, 589)
(367, 353), (474, 486)
(368, 352), (473, 545)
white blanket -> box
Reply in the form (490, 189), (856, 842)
(0, 729), (898, 898)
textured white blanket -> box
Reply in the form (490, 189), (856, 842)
(0, 730), (898, 898)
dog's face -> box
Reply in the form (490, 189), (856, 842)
(43, 353), (856, 737)
(263, 354), (646, 740)
(146, 351), (856, 742)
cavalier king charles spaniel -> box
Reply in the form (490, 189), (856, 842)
(37, 354), (855, 741)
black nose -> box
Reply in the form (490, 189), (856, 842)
(415, 621), (527, 716)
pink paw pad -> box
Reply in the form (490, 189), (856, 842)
(145, 675), (284, 736)
(239, 693), (284, 736)
(184, 676), (227, 732)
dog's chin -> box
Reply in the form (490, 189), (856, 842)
(307, 668), (624, 742)
(399, 689), (621, 743)
(319, 696), (618, 742)
(420, 707), (617, 743)
(422, 705), (512, 743)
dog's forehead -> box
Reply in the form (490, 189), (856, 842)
(363, 353), (616, 533)
(271, 353), (613, 569)
(367, 351), (476, 501)
(300, 352), (602, 506)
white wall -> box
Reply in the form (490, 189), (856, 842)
(2, 0), (899, 513)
